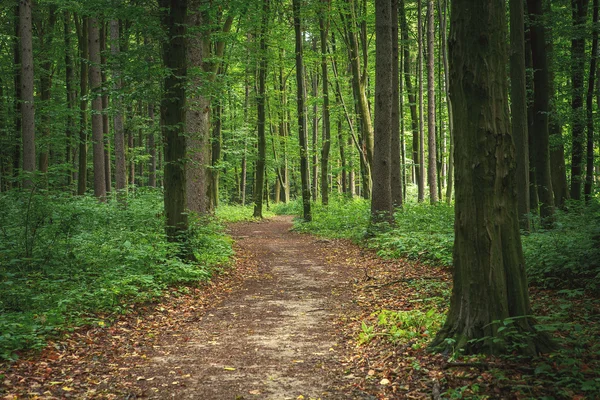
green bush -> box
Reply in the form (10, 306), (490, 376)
(0, 188), (232, 360)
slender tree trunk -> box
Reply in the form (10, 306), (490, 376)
(76, 16), (88, 195)
(391, 0), (403, 207)
(540, 1), (570, 208)
(510, 0), (531, 230)
(585, 0), (599, 201)
(159, 0), (189, 244)
(528, 0), (555, 226)
(37, 6), (56, 177)
(440, 0), (454, 203)
(427, 0), (438, 203)
(431, 0), (553, 356)
(293, 0), (312, 221)
(64, 11), (76, 187)
(88, 17), (106, 201)
(311, 39), (319, 202)
(253, 0), (269, 218)
(20, 0), (35, 187)
(400, 0), (420, 198)
(111, 19), (127, 197)
(417, 0), (425, 202)
(570, 0), (590, 200)
(320, 0), (331, 205)
(148, 104), (157, 188)
(13, 5), (22, 189)
(211, 100), (222, 208)
(372, 0), (394, 224)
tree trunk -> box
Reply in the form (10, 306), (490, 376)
(510, 0), (530, 230)
(76, 16), (88, 195)
(320, 0), (331, 206)
(37, 6), (56, 177)
(545, 0), (570, 208)
(371, 0), (394, 224)
(585, 0), (598, 201)
(527, 0), (555, 226)
(148, 104), (157, 188)
(400, 0), (420, 198)
(311, 39), (319, 202)
(20, 0), (35, 187)
(293, 0), (312, 221)
(159, 0), (189, 244)
(13, 5), (22, 189)
(88, 17), (106, 201)
(427, 0), (438, 203)
(391, 0), (403, 207)
(111, 19), (127, 198)
(253, 0), (269, 218)
(64, 11), (76, 187)
(570, 0), (590, 200)
(431, 0), (553, 356)
(211, 100), (222, 209)
(417, 0), (425, 202)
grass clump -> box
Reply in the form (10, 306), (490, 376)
(216, 203), (275, 222)
(0, 188), (232, 360)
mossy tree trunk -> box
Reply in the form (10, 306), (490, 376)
(430, 0), (553, 356)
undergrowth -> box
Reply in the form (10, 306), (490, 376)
(0, 188), (233, 360)
(276, 195), (600, 290)
(216, 203), (275, 222)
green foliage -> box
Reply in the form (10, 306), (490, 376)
(215, 203), (275, 222)
(359, 308), (445, 349)
(0, 189), (232, 360)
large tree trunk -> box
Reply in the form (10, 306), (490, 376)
(186, 2), (212, 214)
(253, 0), (269, 218)
(431, 0), (552, 356)
(159, 0), (189, 244)
(371, 0), (394, 224)
(20, 0), (35, 187)
(111, 19), (127, 198)
(391, 0), (403, 207)
(427, 0), (438, 204)
(528, 0), (555, 226)
(585, 0), (599, 201)
(570, 0), (590, 200)
(293, 0), (312, 221)
(76, 16), (88, 195)
(510, 0), (530, 230)
(320, 0), (331, 206)
(88, 17), (106, 201)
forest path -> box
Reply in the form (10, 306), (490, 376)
(132, 215), (362, 399)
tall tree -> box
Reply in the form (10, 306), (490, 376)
(75, 16), (88, 195)
(585, 0), (599, 201)
(417, 0), (425, 202)
(510, 0), (530, 230)
(528, 0), (555, 225)
(430, 0), (552, 355)
(426, 0), (438, 203)
(88, 17), (106, 201)
(253, 0), (269, 218)
(320, 0), (332, 206)
(20, 0), (35, 187)
(439, 0), (453, 203)
(570, 0), (590, 200)
(371, 0), (394, 224)
(64, 11), (76, 187)
(159, 0), (189, 243)
(391, 0), (403, 207)
(293, 0), (311, 221)
(111, 19), (127, 198)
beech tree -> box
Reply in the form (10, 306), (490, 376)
(430, 0), (553, 355)
(88, 17), (106, 201)
(20, 0), (35, 187)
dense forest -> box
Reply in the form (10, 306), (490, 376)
(1, 0), (600, 398)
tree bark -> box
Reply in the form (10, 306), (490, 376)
(148, 104), (157, 188)
(427, 0), (438, 203)
(159, 0), (189, 244)
(111, 19), (127, 198)
(37, 6), (56, 177)
(439, 0), (453, 204)
(64, 11), (76, 187)
(510, 0), (531, 230)
(88, 17), (106, 201)
(371, 0), (394, 224)
(430, 0), (553, 356)
(253, 0), (269, 218)
(320, 0), (331, 206)
(417, 0), (425, 202)
(570, 0), (590, 200)
(527, 0), (555, 226)
(20, 0), (35, 187)
(585, 0), (598, 201)
(13, 5), (22, 189)
(391, 0), (403, 207)
(293, 0), (312, 221)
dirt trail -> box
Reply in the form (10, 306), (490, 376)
(135, 215), (361, 399)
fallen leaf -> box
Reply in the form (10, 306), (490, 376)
(380, 378), (390, 385)
(249, 389), (261, 395)
(224, 367), (236, 371)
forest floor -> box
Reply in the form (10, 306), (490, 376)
(1, 216), (599, 399)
